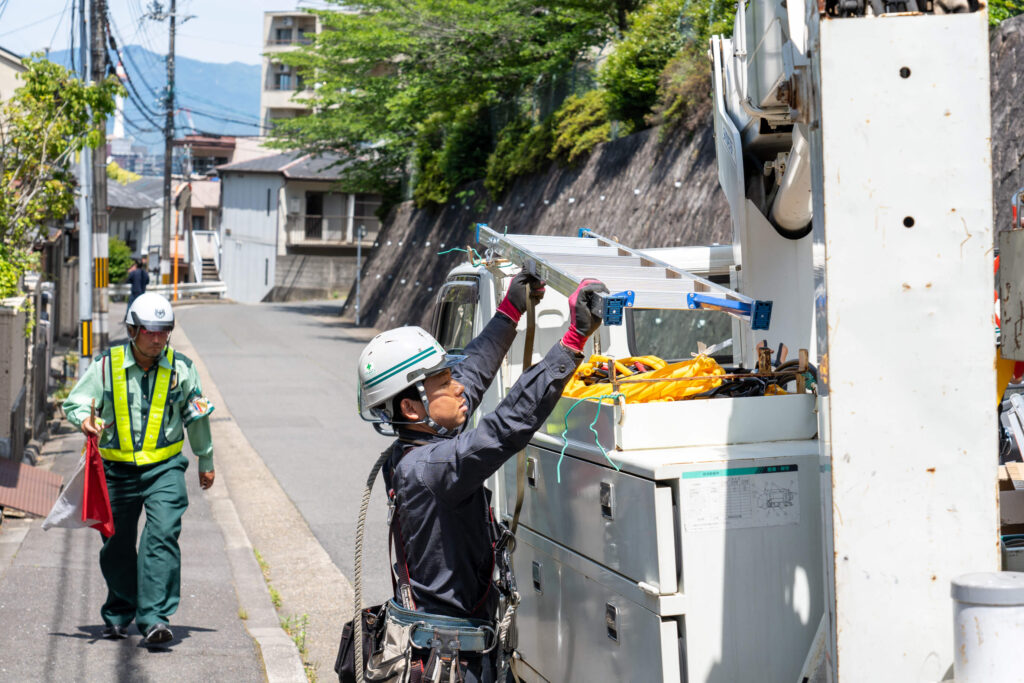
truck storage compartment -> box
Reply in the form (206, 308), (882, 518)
(503, 444), (679, 592)
(512, 527), (684, 683)
(504, 436), (823, 682)
(541, 392), (817, 453)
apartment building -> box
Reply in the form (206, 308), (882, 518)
(260, 10), (321, 129)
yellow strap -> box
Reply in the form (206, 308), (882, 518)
(110, 346), (134, 453)
(143, 346), (175, 452)
(105, 345), (180, 464)
(99, 441), (184, 464)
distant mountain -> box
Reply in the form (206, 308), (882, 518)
(47, 46), (261, 149)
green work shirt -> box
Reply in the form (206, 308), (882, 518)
(63, 344), (214, 472)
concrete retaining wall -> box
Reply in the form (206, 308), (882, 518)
(267, 252), (367, 302)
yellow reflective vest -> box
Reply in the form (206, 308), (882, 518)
(99, 344), (184, 465)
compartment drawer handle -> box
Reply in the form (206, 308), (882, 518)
(526, 457), (538, 488)
(605, 602), (618, 643)
(532, 560), (543, 593)
(600, 481), (615, 519)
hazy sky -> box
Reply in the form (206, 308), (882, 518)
(0, 1), (328, 65)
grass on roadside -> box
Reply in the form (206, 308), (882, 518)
(281, 613), (318, 681)
(252, 548), (319, 682)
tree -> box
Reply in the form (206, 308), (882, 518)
(0, 56), (121, 297)
(271, 1), (629, 200)
(109, 237), (134, 284)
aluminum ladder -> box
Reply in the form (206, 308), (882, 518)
(475, 224), (772, 329)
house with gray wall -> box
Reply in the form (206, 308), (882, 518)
(216, 152), (380, 303)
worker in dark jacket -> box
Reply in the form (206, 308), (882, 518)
(126, 259), (149, 309)
(357, 273), (607, 682)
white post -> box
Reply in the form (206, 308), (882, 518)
(346, 193), (355, 243)
(810, 13), (999, 680)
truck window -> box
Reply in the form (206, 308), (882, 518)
(432, 278), (479, 354)
(627, 308), (734, 364)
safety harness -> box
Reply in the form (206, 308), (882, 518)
(99, 344), (183, 465)
(383, 443), (520, 683)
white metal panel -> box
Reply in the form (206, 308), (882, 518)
(814, 14), (999, 681)
(220, 173), (282, 242)
(220, 173), (282, 302)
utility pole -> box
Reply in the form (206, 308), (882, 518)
(90, 0), (110, 351)
(76, 0), (93, 373)
(145, 0), (177, 285)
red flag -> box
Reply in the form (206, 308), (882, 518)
(81, 435), (115, 537)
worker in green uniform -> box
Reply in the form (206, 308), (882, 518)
(63, 292), (215, 645)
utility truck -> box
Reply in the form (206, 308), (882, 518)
(428, 1), (1020, 681)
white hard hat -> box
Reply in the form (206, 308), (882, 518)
(357, 326), (465, 423)
(125, 292), (175, 331)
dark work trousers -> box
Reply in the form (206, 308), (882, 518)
(99, 454), (189, 634)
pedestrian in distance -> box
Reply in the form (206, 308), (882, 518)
(354, 273), (608, 682)
(126, 258), (149, 309)
(63, 292), (215, 645)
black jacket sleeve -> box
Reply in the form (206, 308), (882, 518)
(452, 313), (517, 415)
(417, 342), (582, 506)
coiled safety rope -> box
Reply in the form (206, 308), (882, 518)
(354, 449), (392, 682)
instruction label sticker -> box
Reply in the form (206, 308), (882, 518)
(681, 465), (800, 531)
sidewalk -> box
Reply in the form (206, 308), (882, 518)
(0, 308), (341, 681)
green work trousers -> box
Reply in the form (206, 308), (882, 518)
(98, 453), (189, 634)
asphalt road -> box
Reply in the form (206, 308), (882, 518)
(176, 301), (394, 605)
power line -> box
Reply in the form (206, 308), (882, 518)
(69, 0), (76, 74)
(48, 0), (73, 51)
(0, 8), (68, 38)
(177, 88), (262, 123)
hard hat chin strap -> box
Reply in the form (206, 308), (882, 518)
(414, 380), (456, 437)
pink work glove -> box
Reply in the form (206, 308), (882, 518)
(561, 279), (608, 353)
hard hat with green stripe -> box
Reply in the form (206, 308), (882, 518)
(358, 326), (465, 424)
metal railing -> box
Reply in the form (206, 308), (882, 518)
(267, 37), (313, 46)
(109, 281), (227, 299)
(286, 215), (379, 246)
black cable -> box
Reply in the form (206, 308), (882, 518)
(48, 0), (73, 52)
(105, 13), (164, 118)
(69, 0), (76, 75)
(185, 106), (266, 130)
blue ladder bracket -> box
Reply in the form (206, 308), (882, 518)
(578, 227), (595, 239)
(475, 222), (488, 244)
(602, 290), (635, 326)
(751, 300), (772, 331)
(686, 293), (773, 330)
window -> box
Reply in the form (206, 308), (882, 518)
(353, 194), (382, 234)
(275, 28), (292, 43)
(192, 215), (205, 231)
(431, 278), (479, 354)
(627, 308), (734, 364)
(276, 73), (292, 90)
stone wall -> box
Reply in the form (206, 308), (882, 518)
(351, 124), (731, 330)
(991, 16), (1024, 233)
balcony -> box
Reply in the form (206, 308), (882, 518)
(267, 37), (313, 47)
(286, 215), (379, 247)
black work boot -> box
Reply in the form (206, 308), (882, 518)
(143, 623), (173, 645)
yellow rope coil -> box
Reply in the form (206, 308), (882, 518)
(564, 355), (727, 403)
